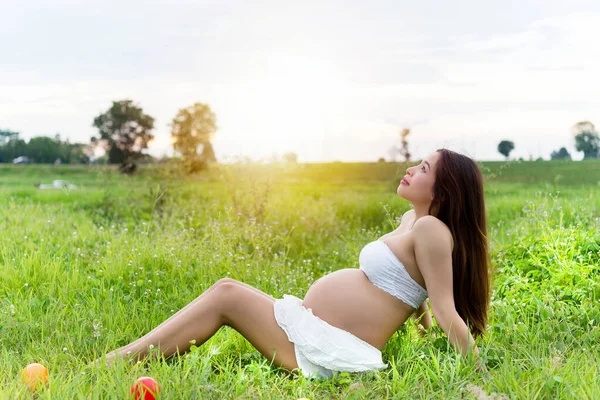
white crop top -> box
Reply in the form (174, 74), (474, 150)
(359, 239), (428, 309)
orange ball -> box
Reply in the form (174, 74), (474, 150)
(22, 363), (49, 391)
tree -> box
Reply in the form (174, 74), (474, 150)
(61, 142), (91, 164)
(572, 121), (600, 159)
(283, 152), (298, 163)
(171, 102), (217, 172)
(497, 140), (515, 159)
(0, 129), (19, 145)
(399, 128), (411, 162)
(388, 127), (411, 162)
(550, 147), (571, 160)
(26, 136), (61, 163)
(1, 132), (90, 164)
(92, 100), (155, 173)
(0, 129), (26, 163)
(106, 144), (125, 165)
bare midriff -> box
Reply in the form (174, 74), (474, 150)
(302, 268), (415, 350)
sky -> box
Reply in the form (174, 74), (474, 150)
(1, 0), (600, 162)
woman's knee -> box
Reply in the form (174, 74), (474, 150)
(212, 279), (242, 301)
(198, 278), (240, 303)
(214, 277), (239, 289)
(211, 281), (244, 324)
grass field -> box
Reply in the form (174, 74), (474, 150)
(1, 160), (599, 399)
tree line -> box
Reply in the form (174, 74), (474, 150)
(3, 103), (599, 171)
(0, 131), (90, 164)
(1, 100), (222, 173)
(497, 121), (600, 160)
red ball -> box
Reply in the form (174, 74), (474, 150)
(131, 376), (160, 400)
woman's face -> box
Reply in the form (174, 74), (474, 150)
(396, 151), (440, 205)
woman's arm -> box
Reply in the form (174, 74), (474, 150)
(411, 217), (484, 364)
(430, 308), (479, 357)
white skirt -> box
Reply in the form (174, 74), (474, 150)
(273, 294), (388, 379)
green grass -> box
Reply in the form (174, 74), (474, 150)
(0, 160), (599, 399)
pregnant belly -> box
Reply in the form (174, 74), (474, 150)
(302, 268), (412, 349)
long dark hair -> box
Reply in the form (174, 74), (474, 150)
(428, 149), (491, 338)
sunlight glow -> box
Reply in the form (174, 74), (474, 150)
(221, 52), (349, 160)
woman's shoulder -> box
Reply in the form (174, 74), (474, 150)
(413, 215), (447, 229)
(411, 216), (454, 250)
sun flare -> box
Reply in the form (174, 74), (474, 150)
(220, 52), (349, 160)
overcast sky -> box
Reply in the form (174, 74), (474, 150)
(1, 0), (599, 162)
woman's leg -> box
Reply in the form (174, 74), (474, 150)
(101, 279), (297, 370)
(128, 278), (274, 336)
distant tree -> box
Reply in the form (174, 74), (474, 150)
(1, 131), (89, 164)
(399, 128), (411, 162)
(572, 121), (600, 159)
(92, 100), (155, 173)
(377, 157), (386, 163)
(62, 142), (91, 164)
(388, 127), (411, 162)
(0, 129), (26, 163)
(0, 129), (19, 145)
(283, 152), (298, 163)
(106, 144), (125, 165)
(497, 140), (515, 159)
(171, 102), (217, 173)
(26, 136), (61, 163)
(550, 147), (571, 160)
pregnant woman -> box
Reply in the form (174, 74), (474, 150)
(98, 148), (490, 378)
